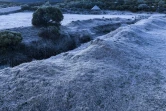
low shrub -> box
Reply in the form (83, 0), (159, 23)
(66, 1), (105, 10)
(38, 26), (60, 40)
(32, 6), (64, 27)
(0, 31), (22, 48)
(21, 4), (39, 11)
(21, 4), (30, 10)
(63, 0), (166, 12)
(79, 34), (91, 43)
(138, 4), (149, 10)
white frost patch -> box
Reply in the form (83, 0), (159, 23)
(1, 16), (166, 111)
(0, 12), (32, 30)
(62, 14), (136, 25)
(0, 6), (21, 13)
(0, 12), (159, 30)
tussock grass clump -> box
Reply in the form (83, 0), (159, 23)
(0, 31), (22, 48)
(38, 26), (60, 40)
(21, 4), (30, 10)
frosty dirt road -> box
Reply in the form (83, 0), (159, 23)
(1, 15), (166, 110)
(0, 12), (150, 30)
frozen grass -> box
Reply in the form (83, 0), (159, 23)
(0, 15), (166, 110)
(0, 12), (32, 30)
(0, 6), (21, 13)
(0, 12), (158, 30)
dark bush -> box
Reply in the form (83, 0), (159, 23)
(38, 26), (60, 39)
(0, 31), (22, 48)
(79, 35), (91, 43)
(32, 6), (64, 27)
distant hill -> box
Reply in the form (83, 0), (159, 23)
(0, 0), (63, 3)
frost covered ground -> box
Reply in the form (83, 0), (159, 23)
(0, 12), (155, 30)
(0, 15), (166, 110)
(0, 6), (21, 14)
(0, 17), (135, 69)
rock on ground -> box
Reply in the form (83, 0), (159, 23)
(1, 16), (166, 111)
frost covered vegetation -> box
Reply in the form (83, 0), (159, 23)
(32, 6), (63, 27)
(1, 1), (166, 110)
(0, 31), (22, 48)
(0, 6), (74, 67)
(32, 6), (63, 39)
(1, 15), (166, 111)
(1, 4), (138, 68)
(18, 0), (166, 12)
(38, 26), (60, 39)
(0, 1), (18, 8)
(0, 16), (135, 68)
(56, 0), (166, 12)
